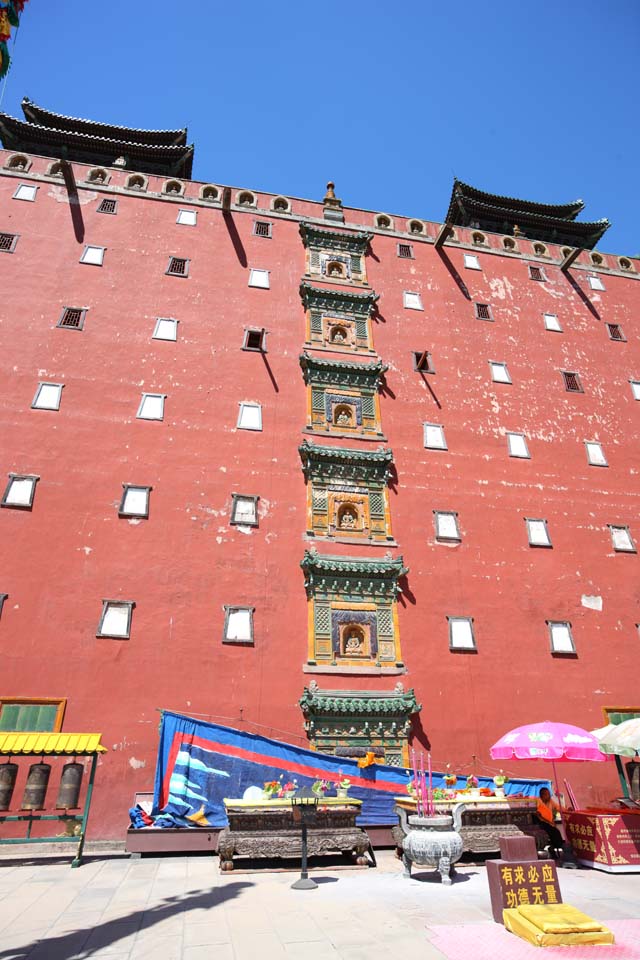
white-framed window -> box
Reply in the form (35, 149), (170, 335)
(242, 329), (267, 352)
(585, 441), (607, 467)
(463, 254), (481, 270)
(547, 620), (575, 654)
(424, 423), (447, 450)
(543, 313), (562, 332)
(118, 485), (151, 519)
(609, 525), (636, 553)
(248, 268), (270, 289)
(588, 275), (605, 291)
(397, 243), (414, 259)
(153, 317), (178, 341)
(526, 518), (552, 548)
(630, 380), (640, 401)
(237, 402), (262, 431)
(13, 183), (37, 202)
(490, 361), (511, 384)
(434, 511), (460, 542)
(1, 474), (39, 509)
(253, 221), (272, 238)
(31, 382), (63, 411)
(137, 393), (166, 420)
(506, 432), (530, 458)
(448, 616), (476, 651)
(80, 245), (105, 266)
(529, 265), (545, 281)
(403, 291), (423, 310)
(231, 494), (259, 526)
(223, 605), (254, 644)
(176, 209), (197, 226)
(97, 600), (135, 639)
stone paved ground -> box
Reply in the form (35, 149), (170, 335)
(0, 850), (638, 960)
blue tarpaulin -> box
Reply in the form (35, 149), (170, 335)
(150, 711), (548, 829)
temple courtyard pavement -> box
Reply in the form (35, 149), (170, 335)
(0, 849), (639, 960)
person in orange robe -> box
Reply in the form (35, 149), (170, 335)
(536, 786), (563, 858)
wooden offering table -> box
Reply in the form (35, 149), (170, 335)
(219, 797), (371, 871)
(393, 796), (548, 855)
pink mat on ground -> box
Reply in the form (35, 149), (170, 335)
(427, 919), (640, 959)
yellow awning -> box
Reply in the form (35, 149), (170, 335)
(0, 733), (107, 755)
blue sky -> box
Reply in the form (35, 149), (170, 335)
(2, 1), (638, 253)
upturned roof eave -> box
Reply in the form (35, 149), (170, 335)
(21, 98), (187, 146)
(447, 179), (585, 223)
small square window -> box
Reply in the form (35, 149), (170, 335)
(97, 600), (135, 639)
(606, 323), (626, 342)
(248, 268), (270, 289)
(237, 402), (263, 431)
(562, 371), (583, 393)
(609, 525), (636, 553)
(223, 606), (254, 644)
(80, 245), (105, 266)
(548, 621), (575, 654)
(243, 329), (267, 352)
(13, 184), (37, 202)
(397, 243), (413, 259)
(544, 312), (562, 332)
(166, 256), (189, 277)
(153, 317), (178, 341)
(253, 221), (272, 238)
(434, 511), (460, 542)
(526, 518), (552, 548)
(490, 361), (511, 384)
(0, 232), (18, 252)
(176, 209), (197, 226)
(32, 382), (63, 411)
(630, 380), (640, 401)
(57, 306), (86, 330)
(585, 441), (607, 467)
(448, 616), (476, 651)
(403, 291), (423, 310)
(137, 393), (166, 420)
(413, 351), (434, 373)
(463, 254), (481, 270)
(507, 432), (530, 458)
(97, 198), (117, 215)
(588, 275), (605, 291)
(231, 494), (259, 526)
(475, 303), (492, 321)
(424, 423), (447, 450)
(1, 474), (39, 509)
(529, 265), (545, 281)
(119, 485), (151, 519)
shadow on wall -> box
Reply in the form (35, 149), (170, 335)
(223, 211), (247, 268)
(0, 881), (254, 960)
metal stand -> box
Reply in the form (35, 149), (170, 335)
(291, 820), (318, 890)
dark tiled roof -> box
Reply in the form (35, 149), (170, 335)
(21, 98), (187, 146)
(0, 114), (193, 177)
(446, 179), (585, 223)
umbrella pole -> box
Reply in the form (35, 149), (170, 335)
(552, 760), (559, 797)
(614, 754), (631, 799)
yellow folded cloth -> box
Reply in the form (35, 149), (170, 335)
(518, 904), (603, 934)
(504, 905), (614, 947)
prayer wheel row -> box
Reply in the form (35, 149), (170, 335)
(0, 761), (84, 810)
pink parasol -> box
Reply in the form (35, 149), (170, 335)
(490, 721), (608, 795)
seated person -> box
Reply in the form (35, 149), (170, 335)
(536, 786), (563, 858)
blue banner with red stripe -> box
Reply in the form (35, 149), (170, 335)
(152, 711), (545, 828)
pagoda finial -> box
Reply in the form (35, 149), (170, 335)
(323, 180), (344, 223)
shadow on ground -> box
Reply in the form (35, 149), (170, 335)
(0, 882), (253, 960)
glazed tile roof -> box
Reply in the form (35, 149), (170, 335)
(301, 549), (407, 578)
(300, 687), (421, 715)
(21, 98), (187, 146)
(0, 105), (193, 177)
(299, 440), (393, 464)
(445, 179), (609, 249)
(0, 732), (107, 755)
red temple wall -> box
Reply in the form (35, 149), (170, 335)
(0, 152), (638, 836)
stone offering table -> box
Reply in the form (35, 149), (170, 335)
(219, 797), (371, 870)
(393, 796), (548, 855)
